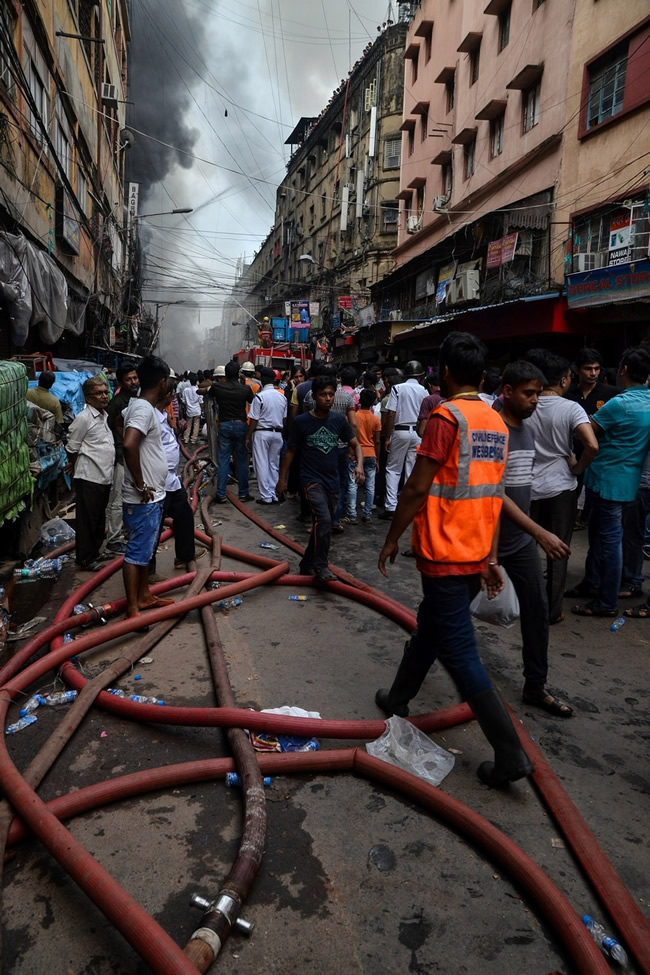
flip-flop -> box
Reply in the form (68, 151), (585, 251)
(624, 602), (650, 618)
(571, 600), (618, 617)
(522, 691), (573, 717)
(618, 587), (644, 599)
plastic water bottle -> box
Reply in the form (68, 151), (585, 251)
(225, 773), (271, 787)
(107, 688), (127, 698)
(42, 690), (77, 706)
(14, 567), (40, 580)
(130, 694), (166, 705)
(6, 715), (37, 734)
(610, 617), (626, 632)
(63, 633), (74, 643)
(19, 694), (45, 717)
(582, 916), (628, 966)
(218, 597), (242, 612)
(259, 542), (279, 550)
(288, 595), (309, 601)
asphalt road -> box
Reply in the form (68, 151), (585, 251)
(1, 493), (648, 974)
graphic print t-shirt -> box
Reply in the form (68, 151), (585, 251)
(289, 411), (354, 492)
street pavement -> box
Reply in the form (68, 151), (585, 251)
(1, 494), (648, 974)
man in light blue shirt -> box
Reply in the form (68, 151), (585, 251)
(572, 346), (650, 616)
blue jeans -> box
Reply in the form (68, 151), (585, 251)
(346, 457), (377, 519)
(217, 420), (249, 498)
(622, 486), (650, 590)
(583, 489), (626, 610)
(409, 574), (493, 700)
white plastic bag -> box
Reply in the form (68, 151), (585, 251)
(366, 715), (455, 787)
(40, 517), (75, 545)
(470, 567), (520, 628)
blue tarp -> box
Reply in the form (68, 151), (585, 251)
(29, 372), (93, 417)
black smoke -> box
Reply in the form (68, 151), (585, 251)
(125, 0), (204, 198)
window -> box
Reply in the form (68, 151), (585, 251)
(27, 60), (49, 145)
(412, 51), (418, 84)
(56, 114), (72, 180)
(383, 137), (401, 170)
(321, 192), (327, 218)
(587, 46), (627, 130)
(442, 161), (453, 198)
(421, 108), (428, 142)
(415, 185), (425, 216)
(77, 168), (88, 215)
(0, 7), (16, 96)
(408, 126), (415, 157)
(534, 0), (546, 8)
(498, 5), (511, 52)
(464, 138), (476, 179)
(523, 83), (540, 132)
(382, 204), (398, 233)
(490, 114), (504, 157)
(446, 73), (455, 113)
(470, 44), (480, 86)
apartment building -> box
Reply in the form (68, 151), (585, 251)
(0, 0), (130, 358)
(227, 22), (408, 364)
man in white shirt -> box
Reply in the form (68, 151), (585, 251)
(66, 377), (115, 570)
(181, 372), (202, 444)
(245, 366), (287, 504)
(526, 351), (598, 623)
(122, 356), (175, 618)
(380, 361), (429, 518)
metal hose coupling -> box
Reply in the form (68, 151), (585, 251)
(188, 891), (255, 960)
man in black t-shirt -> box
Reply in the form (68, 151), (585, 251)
(208, 360), (254, 501)
(566, 347), (618, 416)
(277, 375), (364, 582)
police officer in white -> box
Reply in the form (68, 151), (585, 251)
(380, 361), (429, 519)
(245, 366), (287, 504)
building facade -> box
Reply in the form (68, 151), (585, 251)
(227, 22), (409, 364)
(0, 0), (130, 360)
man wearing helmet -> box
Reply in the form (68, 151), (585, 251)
(380, 361), (429, 519)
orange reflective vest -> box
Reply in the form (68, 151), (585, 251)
(413, 398), (508, 567)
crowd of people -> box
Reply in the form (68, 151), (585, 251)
(52, 337), (650, 783)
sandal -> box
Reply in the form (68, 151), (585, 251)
(522, 690), (573, 718)
(571, 600), (618, 618)
(624, 601), (650, 618)
(618, 587), (644, 599)
(564, 583), (596, 599)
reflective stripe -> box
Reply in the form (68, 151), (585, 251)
(428, 481), (505, 500)
(428, 401), (504, 500)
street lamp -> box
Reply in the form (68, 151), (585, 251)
(138, 207), (194, 218)
(298, 253), (327, 269)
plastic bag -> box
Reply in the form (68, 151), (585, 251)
(470, 568), (520, 628)
(40, 517), (75, 545)
(366, 715), (455, 787)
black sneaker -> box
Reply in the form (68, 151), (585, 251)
(215, 496), (228, 504)
(239, 494), (255, 502)
(378, 509), (394, 520)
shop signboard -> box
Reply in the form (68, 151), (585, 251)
(486, 233), (518, 268)
(566, 258), (650, 308)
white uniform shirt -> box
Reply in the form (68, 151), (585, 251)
(157, 409), (182, 492)
(249, 383), (287, 429)
(182, 384), (202, 418)
(122, 398), (168, 503)
(386, 378), (428, 425)
(67, 404), (115, 485)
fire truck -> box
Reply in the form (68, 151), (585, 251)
(232, 317), (314, 373)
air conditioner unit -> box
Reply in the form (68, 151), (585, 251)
(574, 253), (598, 272)
(101, 83), (118, 108)
(432, 195), (448, 211)
(406, 214), (422, 233)
(447, 270), (480, 305)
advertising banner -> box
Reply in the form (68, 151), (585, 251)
(486, 233), (518, 268)
(290, 300), (311, 328)
(566, 258), (650, 308)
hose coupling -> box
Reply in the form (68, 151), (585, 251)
(189, 893), (255, 936)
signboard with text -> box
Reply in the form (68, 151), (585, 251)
(566, 259), (650, 308)
(486, 233), (518, 268)
(289, 300), (311, 328)
(436, 262), (456, 304)
(608, 211), (632, 265)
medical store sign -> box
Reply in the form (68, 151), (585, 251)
(566, 259), (650, 309)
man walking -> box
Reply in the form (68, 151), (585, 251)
(105, 362), (140, 554)
(380, 361), (428, 518)
(66, 377), (115, 570)
(122, 356), (174, 618)
(182, 373), (202, 445)
(245, 366), (287, 504)
(375, 332), (533, 787)
(207, 360), (254, 502)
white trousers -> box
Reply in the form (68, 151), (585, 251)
(384, 429), (421, 511)
(252, 431), (283, 501)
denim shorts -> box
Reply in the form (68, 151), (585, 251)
(122, 500), (164, 566)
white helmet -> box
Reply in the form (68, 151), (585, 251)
(240, 362), (255, 374)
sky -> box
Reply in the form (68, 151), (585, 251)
(126, 0), (399, 369)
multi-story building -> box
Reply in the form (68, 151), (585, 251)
(0, 0), (130, 360)
(559, 3), (650, 352)
(227, 22), (408, 364)
(370, 0), (579, 363)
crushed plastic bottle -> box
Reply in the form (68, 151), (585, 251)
(288, 595), (309, 602)
(129, 695), (166, 705)
(42, 690), (77, 706)
(278, 735), (319, 753)
(19, 694), (45, 717)
(610, 618), (626, 632)
(13, 558), (63, 580)
(107, 688), (127, 698)
(225, 773), (271, 788)
(259, 542), (279, 550)
(6, 715), (37, 734)
(63, 633), (74, 643)
(218, 597), (242, 612)
(582, 916), (628, 967)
